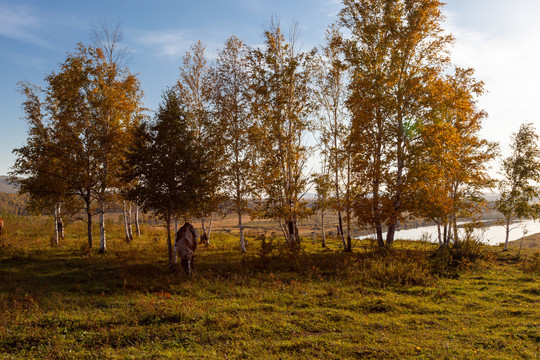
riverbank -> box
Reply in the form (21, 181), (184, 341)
(359, 219), (540, 246)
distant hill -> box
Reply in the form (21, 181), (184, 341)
(508, 233), (540, 249)
(0, 176), (27, 215)
(0, 176), (18, 194)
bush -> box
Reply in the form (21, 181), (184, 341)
(349, 251), (436, 287)
(452, 237), (483, 263)
(520, 252), (540, 274)
(431, 236), (485, 275)
(277, 238), (305, 271)
(256, 234), (276, 268)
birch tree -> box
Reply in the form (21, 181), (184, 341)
(408, 68), (497, 244)
(496, 123), (540, 251)
(13, 43), (141, 251)
(314, 26), (351, 250)
(90, 22), (142, 253)
(340, 0), (454, 248)
(312, 171), (332, 247)
(43, 46), (102, 249)
(11, 83), (74, 246)
(250, 20), (316, 244)
(176, 41), (224, 241)
(209, 36), (254, 253)
(91, 19), (131, 69)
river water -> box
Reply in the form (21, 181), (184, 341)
(359, 219), (540, 246)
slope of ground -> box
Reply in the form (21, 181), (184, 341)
(508, 233), (540, 249)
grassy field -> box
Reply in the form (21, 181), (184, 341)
(0, 215), (539, 359)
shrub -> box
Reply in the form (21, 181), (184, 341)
(256, 234), (276, 268)
(431, 236), (485, 275)
(520, 252), (540, 274)
(452, 237), (483, 263)
(277, 238), (305, 271)
(349, 251), (435, 287)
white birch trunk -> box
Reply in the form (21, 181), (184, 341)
(346, 151), (351, 247)
(207, 214), (213, 242)
(135, 205), (141, 236)
(99, 201), (106, 253)
(312, 212), (317, 245)
(127, 203), (133, 241)
(321, 210), (326, 248)
(239, 212), (246, 253)
(122, 201), (130, 242)
(452, 214), (459, 243)
(57, 203), (64, 240)
(201, 218), (210, 245)
(504, 217), (511, 251)
(53, 204), (59, 247)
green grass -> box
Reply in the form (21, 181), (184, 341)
(0, 216), (538, 359)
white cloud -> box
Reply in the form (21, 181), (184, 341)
(133, 29), (236, 61)
(135, 30), (191, 58)
(443, 4), (540, 155)
(0, 4), (46, 46)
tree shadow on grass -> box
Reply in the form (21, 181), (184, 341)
(0, 243), (437, 305)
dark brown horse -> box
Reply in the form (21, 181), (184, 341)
(0, 219), (4, 236)
(174, 222), (199, 275)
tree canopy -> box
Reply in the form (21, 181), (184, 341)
(123, 88), (215, 267)
(496, 123), (540, 251)
(11, 2), (501, 260)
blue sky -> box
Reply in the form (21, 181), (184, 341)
(1, 0), (539, 175)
